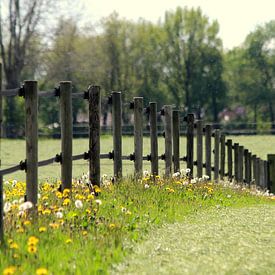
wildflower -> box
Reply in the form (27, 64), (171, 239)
(186, 168), (191, 174)
(36, 268), (48, 275)
(190, 179), (197, 184)
(75, 200), (83, 209)
(39, 227), (47, 233)
(19, 197), (24, 204)
(49, 223), (60, 229)
(23, 220), (31, 226)
(144, 184), (150, 189)
(121, 207), (127, 213)
(86, 194), (94, 201)
(172, 172), (180, 178)
(82, 231), (88, 236)
(28, 236), (39, 246)
(19, 201), (33, 211)
(28, 245), (37, 254)
(95, 199), (102, 205)
(17, 210), (26, 218)
(9, 242), (19, 250)
(143, 170), (149, 177)
(55, 212), (63, 219)
(16, 227), (24, 233)
(126, 210), (132, 215)
(62, 198), (71, 206)
(12, 199), (19, 205)
(3, 266), (16, 275)
(12, 180), (17, 186)
(202, 175), (210, 180)
(109, 223), (116, 229)
(4, 202), (11, 213)
(42, 209), (51, 215)
(65, 238), (72, 244)
(94, 185), (101, 193)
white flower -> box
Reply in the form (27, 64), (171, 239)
(12, 180), (17, 186)
(4, 202), (11, 213)
(121, 207), (127, 213)
(172, 172), (180, 178)
(19, 201), (33, 211)
(144, 184), (150, 189)
(95, 199), (102, 205)
(19, 197), (24, 204)
(185, 168), (191, 174)
(190, 179), (197, 184)
(202, 175), (209, 180)
(4, 181), (9, 185)
(75, 200), (83, 209)
(227, 194), (232, 198)
(56, 211), (63, 219)
(143, 170), (149, 177)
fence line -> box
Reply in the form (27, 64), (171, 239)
(1, 77), (275, 243)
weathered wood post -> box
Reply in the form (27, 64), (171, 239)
(252, 155), (257, 184)
(60, 81), (72, 190)
(244, 149), (250, 185)
(149, 102), (158, 175)
(205, 124), (212, 179)
(226, 139), (233, 180)
(220, 134), (225, 180)
(0, 63), (2, 167)
(238, 146), (244, 183)
(233, 143), (239, 182)
(0, 175), (3, 244)
(267, 155), (275, 192)
(134, 97), (143, 177)
(112, 92), (122, 179)
(214, 129), (220, 182)
(24, 81), (38, 204)
(259, 159), (265, 188)
(172, 110), (180, 173)
(264, 160), (268, 189)
(164, 105), (173, 177)
(89, 86), (101, 186)
(256, 157), (260, 186)
(196, 120), (203, 178)
(186, 114), (194, 176)
(248, 152), (252, 185)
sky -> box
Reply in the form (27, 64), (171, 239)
(76, 0), (275, 49)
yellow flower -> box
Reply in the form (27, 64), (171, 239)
(42, 209), (51, 215)
(36, 268), (48, 275)
(3, 266), (16, 275)
(82, 231), (88, 236)
(23, 220), (31, 226)
(93, 185), (101, 193)
(62, 198), (71, 206)
(63, 189), (71, 197)
(9, 242), (19, 250)
(109, 223), (116, 229)
(12, 253), (19, 259)
(86, 194), (94, 201)
(55, 191), (63, 199)
(27, 245), (37, 254)
(41, 195), (48, 201)
(39, 227), (47, 233)
(126, 210), (132, 215)
(49, 223), (60, 229)
(65, 238), (72, 244)
(16, 227), (24, 233)
(28, 236), (39, 246)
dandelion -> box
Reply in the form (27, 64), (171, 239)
(55, 211), (63, 219)
(12, 180), (17, 186)
(95, 199), (102, 205)
(65, 238), (72, 244)
(190, 179), (197, 184)
(3, 266), (16, 275)
(186, 168), (191, 174)
(75, 200), (83, 209)
(202, 175), (210, 180)
(172, 172), (180, 178)
(143, 170), (149, 177)
(42, 209), (51, 215)
(23, 220), (31, 226)
(19, 201), (33, 211)
(144, 184), (150, 189)
(28, 236), (39, 246)
(4, 202), (12, 213)
(94, 185), (101, 193)
(62, 198), (71, 206)
(109, 223), (116, 229)
(28, 245), (37, 254)
(9, 242), (19, 250)
(36, 268), (48, 275)
(39, 227), (47, 233)
(82, 231), (88, 236)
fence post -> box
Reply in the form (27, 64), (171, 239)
(214, 129), (220, 182)
(205, 124), (212, 179)
(244, 149), (249, 185)
(264, 160), (268, 189)
(196, 120), (203, 178)
(164, 105), (172, 177)
(0, 175), (3, 244)
(134, 97), (143, 177)
(0, 63), (2, 167)
(112, 92), (122, 179)
(233, 143), (239, 182)
(60, 81), (72, 190)
(89, 86), (101, 186)
(248, 152), (252, 185)
(238, 146), (244, 183)
(267, 155), (275, 193)
(259, 160), (265, 188)
(220, 134), (225, 180)
(149, 102), (158, 176)
(226, 139), (233, 181)
(24, 81), (38, 205)
(256, 157), (260, 186)
(186, 114), (194, 176)
(172, 110), (180, 173)
(252, 155), (257, 184)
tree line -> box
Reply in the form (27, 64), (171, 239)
(1, 1), (275, 136)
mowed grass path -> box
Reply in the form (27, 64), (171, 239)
(113, 205), (275, 275)
(1, 135), (275, 180)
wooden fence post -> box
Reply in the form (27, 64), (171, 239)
(267, 155), (275, 193)
(205, 124), (212, 179)
(0, 175), (3, 244)
(164, 105), (172, 177)
(196, 120), (203, 178)
(172, 110), (180, 173)
(233, 143), (239, 182)
(244, 149), (249, 184)
(186, 114), (194, 176)
(220, 134), (225, 180)
(256, 157), (260, 186)
(252, 155), (257, 184)
(89, 86), (101, 186)
(248, 152), (252, 185)
(226, 139), (233, 181)
(238, 146), (244, 183)
(134, 97), (143, 177)
(25, 81), (38, 205)
(214, 129), (220, 182)
(112, 92), (122, 179)
(0, 63), (2, 167)
(60, 81), (72, 190)
(264, 160), (268, 189)
(149, 102), (158, 176)
(259, 160), (265, 188)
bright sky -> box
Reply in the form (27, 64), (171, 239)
(76, 0), (275, 49)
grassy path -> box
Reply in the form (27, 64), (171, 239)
(112, 205), (275, 274)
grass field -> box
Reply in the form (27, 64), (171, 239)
(1, 135), (275, 181)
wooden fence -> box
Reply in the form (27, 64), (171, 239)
(0, 77), (275, 242)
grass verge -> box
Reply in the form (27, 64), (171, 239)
(1, 176), (274, 274)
